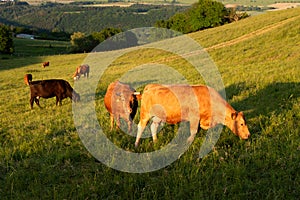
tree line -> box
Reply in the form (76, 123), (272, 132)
(0, 0), (247, 54)
(0, 2), (186, 37)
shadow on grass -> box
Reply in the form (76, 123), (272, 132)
(225, 82), (300, 137)
(0, 56), (45, 72)
(226, 82), (300, 118)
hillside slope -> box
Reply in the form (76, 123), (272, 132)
(0, 7), (299, 199)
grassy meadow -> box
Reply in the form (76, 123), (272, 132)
(1, 7), (300, 199)
(13, 38), (71, 57)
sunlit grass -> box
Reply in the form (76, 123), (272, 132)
(0, 7), (300, 199)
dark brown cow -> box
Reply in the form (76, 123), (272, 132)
(24, 74), (80, 109)
(72, 64), (90, 80)
(42, 61), (50, 68)
(135, 84), (250, 147)
(104, 81), (140, 132)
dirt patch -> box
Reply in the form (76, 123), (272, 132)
(268, 3), (300, 10)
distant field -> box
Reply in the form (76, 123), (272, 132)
(0, 7), (300, 199)
(219, 0), (284, 6)
(12, 38), (71, 57)
(21, 0), (283, 6)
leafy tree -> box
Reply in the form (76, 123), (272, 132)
(70, 32), (96, 53)
(188, 0), (227, 30)
(156, 0), (231, 34)
(0, 24), (14, 54)
(91, 27), (122, 43)
(95, 31), (138, 52)
(70, 28), (122, 53)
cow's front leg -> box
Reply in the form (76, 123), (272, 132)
(115, 115), (120, 130)
(187, 116), (199, 143)
(127, 120), (132, 133)
(56, 97), (62, 106)
(109, 114), (114, 131)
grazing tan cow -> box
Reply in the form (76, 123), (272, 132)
(104, 81), (141, 132)
(72, 64), (90, 80)
(42, 61), (50, 68)
(135, 84), (250, 147)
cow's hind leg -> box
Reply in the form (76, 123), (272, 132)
(30, 97), (35, 109)
(35, 97), (41, 108)
(150, 116), (162, 143)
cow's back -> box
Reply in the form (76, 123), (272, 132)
(140, 84), (228, 127)
(30, 79), (72, 98)
(140, 84), (199, 124)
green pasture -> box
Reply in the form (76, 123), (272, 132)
(0, 7), (300, 199)
(12, 38), (71, 57)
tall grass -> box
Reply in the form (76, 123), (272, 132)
(0, 8), (300, 199)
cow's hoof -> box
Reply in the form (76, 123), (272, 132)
(187, 136), (195, 144)
(134, 142), (139, 148)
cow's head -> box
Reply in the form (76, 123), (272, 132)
(115, 92), (134, 116)
(72, 66), (82, 80)
(72, 91), (80, 102)
(72, 71), (79, 80)
(229, 112), (250, 139)
(113, 90), (139, 132)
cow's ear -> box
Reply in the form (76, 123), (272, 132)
(231, 112), (238, 120)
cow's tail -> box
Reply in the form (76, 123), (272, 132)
(24, 74), (33, 85)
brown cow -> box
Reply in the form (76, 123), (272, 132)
(135, 84), (250, 147)
(24, 74), (80, 109)
(73, 64), (90, 80)
(42, 61), (50, 68)
(104, 81), (140, 132)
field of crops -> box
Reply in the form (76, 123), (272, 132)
(0, 7), (299, 199)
